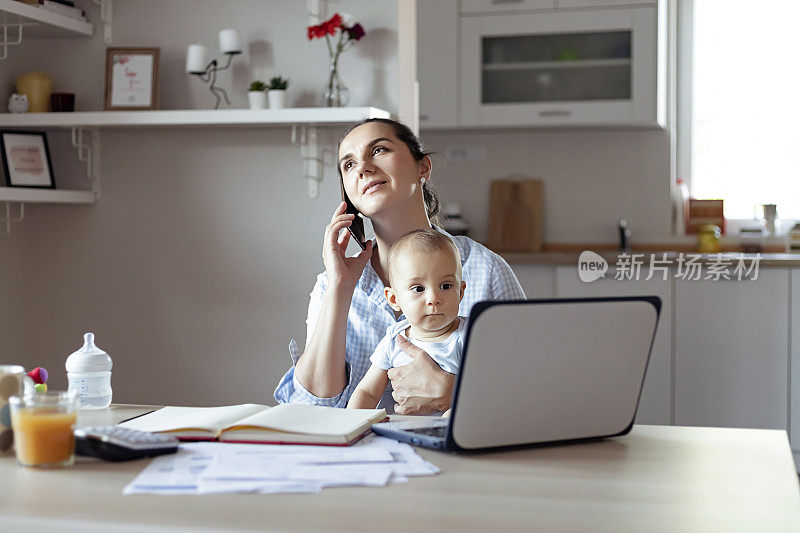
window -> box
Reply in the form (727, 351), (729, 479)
(678, 0), (800, 222)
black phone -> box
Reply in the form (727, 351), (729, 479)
(340, 179), (367, 250)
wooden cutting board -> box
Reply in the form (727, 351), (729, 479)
(488, 178), (543, 252)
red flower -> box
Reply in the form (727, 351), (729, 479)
(307, 13), (343, 40)
(345, 23), (365, 41)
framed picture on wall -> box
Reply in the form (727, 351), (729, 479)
(0, 130), (55, 188)
(104, 47), (160, 110)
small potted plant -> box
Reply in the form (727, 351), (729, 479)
(268, 76), (289, 109)
(247, 80), (267, 109)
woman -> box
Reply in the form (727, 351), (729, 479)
(274, 118), (525, 414)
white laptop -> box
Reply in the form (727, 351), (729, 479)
(372, 296), (661, 451)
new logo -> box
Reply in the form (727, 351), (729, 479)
(578, 251), (608, 282)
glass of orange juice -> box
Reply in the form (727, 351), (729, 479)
(9, 391), (80, 468)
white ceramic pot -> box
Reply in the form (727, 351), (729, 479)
(247, 91), (267, 109)
(268, 90), (286, 109)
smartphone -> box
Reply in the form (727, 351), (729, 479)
(340, 179), (367, 250)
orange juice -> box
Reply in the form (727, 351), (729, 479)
(11, 407), (77, 467)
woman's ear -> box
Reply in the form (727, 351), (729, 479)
(419, 155), (433, 182)
(384, 287), (402, 312)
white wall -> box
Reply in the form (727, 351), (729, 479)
(1, 0), (673, 407)
(425, 129), (672, 246)
(1, 0), (398, 406)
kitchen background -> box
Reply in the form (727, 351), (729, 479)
(1, 0), (798, 469)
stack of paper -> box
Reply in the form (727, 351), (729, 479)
(123, 434), (439, 495)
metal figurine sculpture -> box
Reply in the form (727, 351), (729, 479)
(191, 52), (239, 109)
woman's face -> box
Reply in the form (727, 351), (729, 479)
(338, 122), (429, 218)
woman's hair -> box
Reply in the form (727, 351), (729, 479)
(338, 117), (441, 225)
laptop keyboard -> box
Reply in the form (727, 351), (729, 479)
(407, 425), (448, 438)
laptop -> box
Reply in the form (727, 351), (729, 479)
(371, 296), (661, 451)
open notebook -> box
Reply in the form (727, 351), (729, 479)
(118, 404), (386, 446)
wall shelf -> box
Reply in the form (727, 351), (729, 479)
(0, 107), (392, 129)
(0, 187), (94, 204)
(0, 0), (93, 39)
(0, 106), (392, 231)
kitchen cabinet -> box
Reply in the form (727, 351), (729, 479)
(554, 265), (672, 425)
(460, 5), (665, 127)
(417, 0), (459, 128)
(460, 0), (555, 14)
(417, 0), (666, 129)
(674, 269), (790, 430)
(513, 265), (556, 298)
(791, 269), (800, 468)
(557, 0), (656, 8)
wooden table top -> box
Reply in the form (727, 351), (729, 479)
(1, 405), (799, 532)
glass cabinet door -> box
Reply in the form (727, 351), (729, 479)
(460, 7), (664, 127)
(481, 31), (632, 104)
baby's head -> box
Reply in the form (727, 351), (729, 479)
(384, 229), (466, 335)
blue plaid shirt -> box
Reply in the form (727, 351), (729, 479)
(273, 229), (526, 407)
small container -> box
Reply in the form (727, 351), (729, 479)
(788, 223), (800, 253)
(441, 203), (470, 237)
(65, 333), (112, 410)
(740, 227), (764, 253)
(697, 224), (722, 253)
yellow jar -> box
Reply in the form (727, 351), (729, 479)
(15, 71), (53, 113)
(697, 224), (722, 253)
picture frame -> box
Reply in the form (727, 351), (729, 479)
(0, 130), (55, 188)
(104, 47), (160, 111)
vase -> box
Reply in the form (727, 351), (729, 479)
(15, 71), (53, 113)
(323, 55), (349, 107)
(247, 91), (267, 109)
(268, 90), (286, 109)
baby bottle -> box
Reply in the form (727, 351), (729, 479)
(66, 332), (113, 409)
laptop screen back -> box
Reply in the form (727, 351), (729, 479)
(450, 298), (659, 450)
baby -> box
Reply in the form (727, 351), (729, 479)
(348, 228), (467, 411)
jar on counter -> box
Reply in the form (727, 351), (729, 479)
(788, 223), (800, 253)
(697, 224), (722, 253)
(739, 227), (764, 253)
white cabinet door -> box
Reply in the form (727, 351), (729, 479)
(461, 0), (556, 14)
(459, 7), (662, 127)
(555, 265), (672, 425)
(558, 0), (655, 8)
(513, 264), (556, 298)
(791, 269), (800, 454)
(675, 269), (790, 430)
(417, 0), (459, 128)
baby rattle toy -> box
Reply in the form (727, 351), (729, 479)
(27, 367), (48, 393)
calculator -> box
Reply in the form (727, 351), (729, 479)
(74, 426), (179, 462)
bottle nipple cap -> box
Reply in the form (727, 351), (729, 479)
(83, 332), (96, 351)
(66, 332), (112, 373)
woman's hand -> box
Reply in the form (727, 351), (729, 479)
(323, 202), (373, 291)
(387, 335), (455, 415)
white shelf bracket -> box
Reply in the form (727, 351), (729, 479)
(92, 0), (113, 43)
(2, 202), (24, 234)
(0, 20), (32, 60)
(292, 125), (322, 198)
(71, 127), (101, 199)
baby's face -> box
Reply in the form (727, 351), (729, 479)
(387, 248), (464, 334)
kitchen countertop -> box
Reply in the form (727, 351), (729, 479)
(499, 250), (800, 267)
